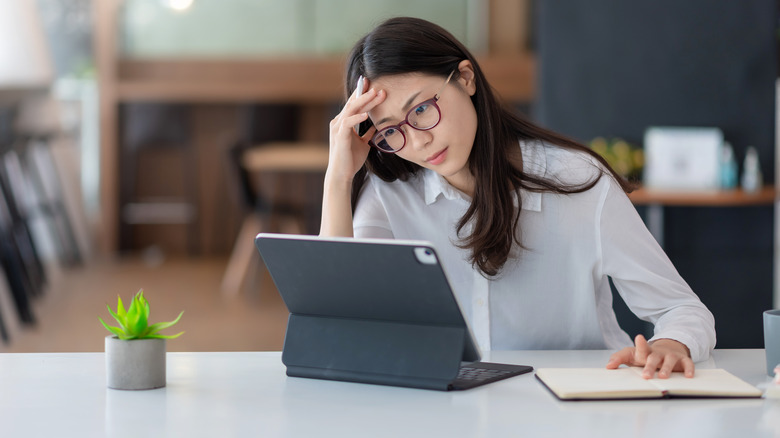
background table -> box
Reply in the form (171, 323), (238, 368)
(0, 350), (777, 438)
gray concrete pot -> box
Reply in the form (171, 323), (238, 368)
(105, 336), (166, 390)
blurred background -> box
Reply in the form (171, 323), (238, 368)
(0, 0), (777, 352)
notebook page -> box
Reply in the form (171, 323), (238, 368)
(638, 368), (762, 397)
(536, 368), (662, 399)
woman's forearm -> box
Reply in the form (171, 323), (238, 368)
(319, 172), (355, 237)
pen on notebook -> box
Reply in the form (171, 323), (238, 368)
(354, 75), (365, 134)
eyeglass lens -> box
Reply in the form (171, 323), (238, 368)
(372, 100), (441, 152)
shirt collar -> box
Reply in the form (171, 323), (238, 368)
(422, 140), (547, 212)
(424, 169), (466, 204)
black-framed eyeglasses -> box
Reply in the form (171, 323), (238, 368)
(370, 70), (456, 153)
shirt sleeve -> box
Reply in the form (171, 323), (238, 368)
(598, 178), (716, 362)
(353, 176), (394, 239)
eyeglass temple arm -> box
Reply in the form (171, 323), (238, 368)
(435, 70), (456, 100)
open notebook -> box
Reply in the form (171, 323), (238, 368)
(254, 233), (533, 391)
(536, 367), (762, 400)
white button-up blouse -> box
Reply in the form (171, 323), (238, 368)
(352, 140), (716, 362)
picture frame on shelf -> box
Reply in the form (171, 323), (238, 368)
(643, 126), (723, 191)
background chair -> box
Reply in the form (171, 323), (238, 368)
(221, 140), (329, 295)
(119, 103), (199, 254)
(0, 143), (47, 299)
(0, 146), (38, 328)
(3, 136), (82, 267)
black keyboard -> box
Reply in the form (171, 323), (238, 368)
(448, 362), (533, 391)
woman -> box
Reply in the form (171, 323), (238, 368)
(321, 16), (715, 379)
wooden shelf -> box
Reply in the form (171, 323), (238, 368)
(628, 185), (776, 206)
(116, 57), (345, 103)
(114, 54), (536, 103)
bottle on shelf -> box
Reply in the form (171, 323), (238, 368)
(719, 142), (738, 190)
(740, 146), (763, 193)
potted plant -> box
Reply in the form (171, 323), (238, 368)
(100, 289), (184, 390)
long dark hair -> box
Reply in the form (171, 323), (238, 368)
(345, 17), (633, 277)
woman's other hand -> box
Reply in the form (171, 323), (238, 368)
(605, 334), (694, 379)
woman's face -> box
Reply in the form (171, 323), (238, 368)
(368, 61), (478, 194)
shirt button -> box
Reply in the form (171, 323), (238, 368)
(476, 298), (484, 306)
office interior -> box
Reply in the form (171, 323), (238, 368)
(0, 0), (777, 354)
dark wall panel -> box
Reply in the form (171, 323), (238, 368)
(535, 0), (777, 348)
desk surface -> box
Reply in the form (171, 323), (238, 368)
(1, 350), (777, 438)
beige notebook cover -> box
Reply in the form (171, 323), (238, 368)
(535, 367), (762, 400)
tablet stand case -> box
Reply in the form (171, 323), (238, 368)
(255, 234), (483, 391)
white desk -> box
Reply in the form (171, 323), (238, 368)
(0, 350), (777, 438)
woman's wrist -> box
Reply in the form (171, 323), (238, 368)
(649, 338), (691, 357)
(324, 170), (354, 191)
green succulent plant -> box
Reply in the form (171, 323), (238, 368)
(99, 289), (184, 340)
